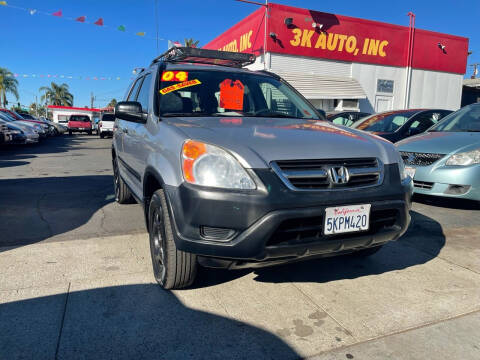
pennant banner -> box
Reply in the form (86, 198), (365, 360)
(0, 3), (159, 39)
(4, 72), (134, 81)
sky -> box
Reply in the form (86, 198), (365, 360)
(2, 0), (479, 108)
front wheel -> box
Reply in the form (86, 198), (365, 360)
(100, 132), (105, 139)
(112, 156), (134, 204)
(68, 130), (72, 136)
(88, 130), (92, 135)
(148, 189), (197, 289)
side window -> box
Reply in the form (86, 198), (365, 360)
(260, 82), (295, 116)
(406, 112), (436, 133)
(135, 74), (152, 112)
(332, 116), (348, 126)
(127, 78), (143, 101)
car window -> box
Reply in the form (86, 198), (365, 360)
(352, 111), (417, 132)
(127, 78), (143, 101)
(102, 114), (116, 122)
(70, 115), (90, 122)
(430, 104), (480, 132)
(135, 74), (152, 112)
(158, 70), (319, 119)
(331, 115), (349, 126)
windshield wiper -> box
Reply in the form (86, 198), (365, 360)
(161, 112), (209, 117)
(248, 112), (304, 119)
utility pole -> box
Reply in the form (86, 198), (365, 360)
(469, 63), (479, 79)
(90, 92), (96, 108)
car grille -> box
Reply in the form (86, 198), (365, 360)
(400, 152), (445, 166)
(266, 209), (399, 247)
(271, 158), (382, 190)
(413, 180), (434, 190)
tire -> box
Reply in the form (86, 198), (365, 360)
(112, 156), (134, 204)
(68, 130), (72, 136)
(148, 189), (197, 289)
(88, 130), (92, 135)
(351, 245), (384, 257)
(100, 132), (105, 139)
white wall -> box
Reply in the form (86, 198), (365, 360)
(269, 53), (351, 78)
(408, 69), (463, 110)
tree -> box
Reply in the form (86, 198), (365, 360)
(39, 82), (74, 106)
(0, 67), (19, 108)
(107, 98), (117, 108)
(184, 38), (199, 48)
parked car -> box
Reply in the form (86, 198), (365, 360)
(0, 122), (12, 145)
(397, 103), (480, 201)
(67, 115), (92, 135)
(98, 113), (115, 138)
(0, 112), (46, 138)
(0, 119), (39, 144)
(112, 47), (412, 289)
(351, 109), (452, 143)
(327, 111), (371, 126)
(39, 117), (67, 134)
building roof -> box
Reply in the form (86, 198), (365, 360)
(47, 105), (104, 112)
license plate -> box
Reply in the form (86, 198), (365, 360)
(405, 166), (416, 179)
(324, 204), (371, 235)
(79, 128), (85, 130)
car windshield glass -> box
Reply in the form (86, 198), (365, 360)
(19, 113), (34, 119)
(429, 104), (480, 132)
(351, 111), (418, 132)
(102, 114), (115, 122)
(0, 113), (14, 122)
(70, 115), (90, 122)
(158, 70), (320, 119)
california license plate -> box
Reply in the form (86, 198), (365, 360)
(405, 166), (416, 179)
(324, 204), (371, 235)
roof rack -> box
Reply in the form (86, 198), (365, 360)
(151, 47), (256, 68)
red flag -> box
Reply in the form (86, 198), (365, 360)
(76, 16), (86, 23)
(94, 18), (103, 26)
(52, 10), (62, 17)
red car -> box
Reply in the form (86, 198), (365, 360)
(67, 115), (92, 135)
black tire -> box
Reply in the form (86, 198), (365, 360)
(148, 189), (197, 289)
(88, 130), (92, 135)
(100, 132), (105, 139)
(112, 156), (134, 204)
(351, 245), (384, 257)
(68, 130), (72, 136)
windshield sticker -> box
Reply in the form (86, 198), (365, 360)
(159, 79), (201, 95)
(219, 79), (244, 110)
(161, 71), (189, 82)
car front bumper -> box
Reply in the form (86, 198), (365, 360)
(410, 163), (480, 201)
(163, 164), (412, 267)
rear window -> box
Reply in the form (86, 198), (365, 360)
(70, 115), (91, 122)
(102, 114), (115, 122)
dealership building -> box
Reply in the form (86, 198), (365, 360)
(48, 105), (111, 125)
(204, 3), (469, 113)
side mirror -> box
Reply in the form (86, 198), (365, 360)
(115, 101), (147, 123)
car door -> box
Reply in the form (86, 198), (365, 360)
(115, 77), (142, 184)
(124, 72), (153, 195)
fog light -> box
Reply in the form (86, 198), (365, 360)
(444, 184), (470, 195)
(200, 226), (236, 241)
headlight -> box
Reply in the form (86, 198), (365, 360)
(446, 149), (480, 166)
(182, 140), (256, 189)
(10, 130), (22, 135)
(398, 156), (408, 180)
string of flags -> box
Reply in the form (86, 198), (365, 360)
(4, 73), (135, 81)
(0, 1), (156, 39)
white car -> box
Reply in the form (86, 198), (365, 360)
(98, 113), (115, 138)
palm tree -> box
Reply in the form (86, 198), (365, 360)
(0, 67), (19, 108)
(184, 38), (199, 48)
(107, 98), (117, 108)
(39, 82), (74, 106)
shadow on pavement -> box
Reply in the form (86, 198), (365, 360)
(0, 135), (87, 159)
(0, 284), (299, 360)
(0, 175), (117, 248)
(196, 211), (445, 287)
(413, 193), (480, 210)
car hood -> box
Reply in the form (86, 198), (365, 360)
(166, 117), (400, 168)
(396, 131), (480, 155)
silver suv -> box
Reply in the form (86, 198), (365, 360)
(112, 47), (412, 289)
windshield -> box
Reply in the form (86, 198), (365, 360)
(102, 114), (115, 122)
(158, 70), (321, 120)
(429, 104), (480, 132)
(70, 115), (91, 122)
(0, 112), (14, 122)
(352, 111), (418, 132)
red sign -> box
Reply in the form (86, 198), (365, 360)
(219, 79), (244, 110)
(161, 71), (189, 82)
(204, 3), (468, 74)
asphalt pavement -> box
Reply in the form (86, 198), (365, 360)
(1, 135), (479, 359)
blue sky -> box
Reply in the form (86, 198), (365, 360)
(2, 0), (479, 108)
